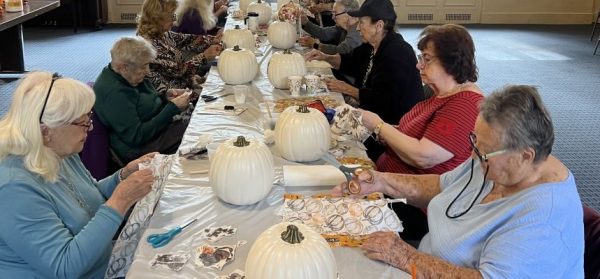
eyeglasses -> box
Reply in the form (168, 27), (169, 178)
(416, 54), (436, 67)
(469, 131), (507, 162)
(332, 11), (346, 18)
(39, 72), (61, 123)
(70, 111), (94, 131)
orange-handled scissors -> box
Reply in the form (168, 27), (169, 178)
(321, 153), (373, 194)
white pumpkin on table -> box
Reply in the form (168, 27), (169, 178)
(247, 0), (272, 25)
(267, 49), (306, 89)
(218, 45), (258, 85)
(275, 105), (330, 162)
(222, 25), (256, 51)
(239, 0), (252, 12)
(245, 222), (338, 279)
(267, 20), (297, 49)
(209, 136), (274, 205)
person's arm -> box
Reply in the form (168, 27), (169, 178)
(331, 27), (362, 55)
(97, 87), (180, 147)
(167, 31), (212, 53)
(302, 21), (341, 43)
(0, 183), (122, 279)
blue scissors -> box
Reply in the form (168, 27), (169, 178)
(321, 153), (373, 194)
(146, 218), (198, 248)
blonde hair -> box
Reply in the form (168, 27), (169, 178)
(137, 0), (178, 39)
(175, 0), (217, 31)
(0, 72), (96, 182)
(111, 36), (157, 66)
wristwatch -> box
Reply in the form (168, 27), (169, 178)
(373, 121), (385, 141)
(313, 42), (319, 50)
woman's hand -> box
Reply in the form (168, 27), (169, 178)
(359, 109), (384, 131)
(120, 152), (158, 179)
(299, 35), (316, 48)
(166, 89), (187, 101)
(304, 49), (326, 61)
(331, 169), (384, 197)
(106, 169), (155, 215)
(324, 79), (357, 97)
(203, 44), (223, 60)
(361, 231), (416, 270)
(171, 91), (192, 110)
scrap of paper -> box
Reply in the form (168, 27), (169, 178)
(194, 241), (246, 271)
(199, 226), (237, 242)
(215, 269), (246, 279)
(150, 253), (190, 272)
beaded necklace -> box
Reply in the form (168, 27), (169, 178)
(58, 171), (93, 217)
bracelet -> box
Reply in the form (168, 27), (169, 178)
(373, 121), (385, 141)
(118, 168), (125, 182)
(313, 42), (319, 50)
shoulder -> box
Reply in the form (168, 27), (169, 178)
(0, 157), (48, 198)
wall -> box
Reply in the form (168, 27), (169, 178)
(481, 0), (595, 24)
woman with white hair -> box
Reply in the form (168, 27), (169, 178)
(172, 0), (220, 35)
(0, 72), (155, 278)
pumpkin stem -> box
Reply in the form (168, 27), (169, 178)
(296, 105), (310, 113)
(233, 136), (250, 147)
(234, 24), (240, 29)
(283, 48), (292, 54)
(281, 225), (304, 244)
(233, 45), (241, 51)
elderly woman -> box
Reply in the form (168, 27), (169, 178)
(334, 85), (584, 277)
(137, 0), (223, 94)
(94, 36), (192, 163)
(172, 0), (220, 35)
(304, 0), (423, 135)
(299, 0), (361, 55)
(0, 72), (155, 278)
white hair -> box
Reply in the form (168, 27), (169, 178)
(110, 36), (157, 66)
(175, 0), (217, 31)
(0, 71), (96, 182)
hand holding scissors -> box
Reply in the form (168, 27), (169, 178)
(147, 219), (198, 248)
(321, 153), (374, 194)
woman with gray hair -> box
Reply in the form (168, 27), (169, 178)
(0, 72), (155, 278)
(333, 85), (584, 277)
(94, 36), (192, 163)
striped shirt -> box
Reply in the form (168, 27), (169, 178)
(376, 91), (483, 174)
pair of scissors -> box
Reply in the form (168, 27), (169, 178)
(146, 218), (198, 248)
(321, 153), (373, 194)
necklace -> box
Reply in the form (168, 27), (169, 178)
(58, 172), (93, 217)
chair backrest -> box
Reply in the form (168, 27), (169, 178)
(584, 205), (600, 279)
(79, 110), (111, 180)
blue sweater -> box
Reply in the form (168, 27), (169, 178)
(419, 159), (584, 278)
(0, 155), (123, 279)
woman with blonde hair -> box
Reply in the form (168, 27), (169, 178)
(172, 0), (219, 35)
(137, 0), (223, 93)
(0, 72), (155, 278)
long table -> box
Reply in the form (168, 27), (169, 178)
(125, 11), (410, 279)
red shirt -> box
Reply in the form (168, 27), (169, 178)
(376, 91), (483, 175)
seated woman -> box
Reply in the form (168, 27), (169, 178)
(0, 72), (155, 278)
(137, 0), (223, 94)
(333, 85), (584, 277)
(360, 24), (483, 240)
(94, 37), (192, 163)
(172, 0), (220, 35)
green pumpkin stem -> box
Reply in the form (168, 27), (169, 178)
(233, 45), (241, 51)
(281, 224), (304, 244)
(233, 136), (250, 147)
(296, 105), (309, 113)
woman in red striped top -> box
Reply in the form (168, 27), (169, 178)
(360, 24), (484, 240)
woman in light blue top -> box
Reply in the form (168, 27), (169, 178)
(333, 85), (584, 278)
(0, 72), (156, 279)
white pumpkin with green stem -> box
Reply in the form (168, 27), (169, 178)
(245, 222), (337, 279)
(247, 0), (272, 25)
(267, 20), (297, 49)
(267, 49), (306, 89)
(222, 25), (256, 51)
(218, 45), (258, 85)
(274, 105), (330, 162)
(209, 136), (274, 205)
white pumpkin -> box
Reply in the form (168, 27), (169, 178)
(222, 25), (256, 51)
(275, 105), (330, 162)
(267, 20), (297, 49)
(210, 136), (274, 205)
(247, 0), (272, 25)
(218, 45), (258, 85)
(246, 222), (337, 279)
(267, 49), (306, 89)
(239, 0), (252, 12)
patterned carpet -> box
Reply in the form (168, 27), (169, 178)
(1, 24), (599, 210)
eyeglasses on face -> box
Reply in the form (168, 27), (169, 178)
(332, 11), (346, 18)
(39, 72), (62, 123)
(469, 131), (507, 162)
(70, 111), (94, 131)
(417, 54), (436, 67)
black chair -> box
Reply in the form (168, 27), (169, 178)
(591, 11), (600, 41)
(79, 110), (125, 180)
(584, 205), (600, 279)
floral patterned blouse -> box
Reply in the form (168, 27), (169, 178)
(145, 31), (215, 94)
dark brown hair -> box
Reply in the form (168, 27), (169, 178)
(417, 24), (478, 83)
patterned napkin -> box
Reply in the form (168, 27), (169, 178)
(330, 104), (371, 143)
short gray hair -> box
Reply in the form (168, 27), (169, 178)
(480, 85), (554, 163)
(110, 36), (157, 67)
(336, 0), (359, 11)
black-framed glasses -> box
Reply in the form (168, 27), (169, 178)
(70, 111), (94, 131)
(332, 11), (346, 18)
(469, 131), (507, 162)
(39, 72), (62, 123)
